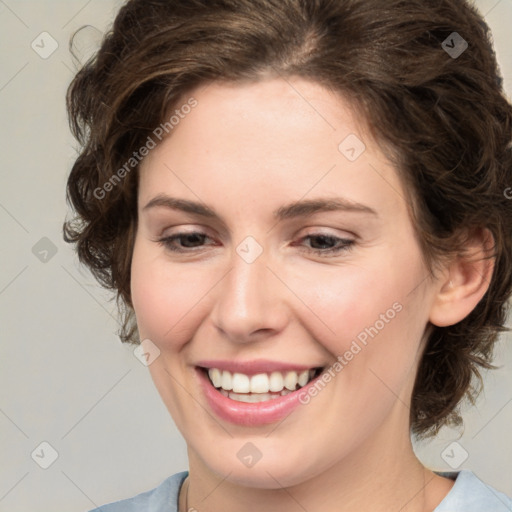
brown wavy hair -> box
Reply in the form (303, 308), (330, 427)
(63, 0), (512, 438)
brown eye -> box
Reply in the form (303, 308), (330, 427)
(158, 232), (212, 252)
(298, 234), (355, 256)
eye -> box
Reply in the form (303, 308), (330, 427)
(155, 230), (355, 257)
(296, 233), (355, 256)
(156, 231), (214, 252)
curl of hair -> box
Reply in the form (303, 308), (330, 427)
(63, 0), (512, 438)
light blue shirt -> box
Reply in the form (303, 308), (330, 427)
(88, 470), (512, 511)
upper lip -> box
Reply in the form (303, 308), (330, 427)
(196, 359), (325, 376)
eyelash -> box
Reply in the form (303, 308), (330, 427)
(156, 231), (355, 256)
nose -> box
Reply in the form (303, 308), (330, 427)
(210, 246), (289, 344)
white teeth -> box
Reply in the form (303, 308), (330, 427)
(269, 371), (284, 392)
(284, 371), (298, 391)
(228, 390), (293, 402)
(229, 393), (281, 404)
(232, 373), (251, 393)
(208, 368), (222, 388)
(298, 369), (309, 387)
(221, 370), (233, 391)
(206, 367), (319, 396)
(250, 373), (269, 393)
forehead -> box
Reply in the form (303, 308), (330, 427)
(138, 77), (408, 221)
(172, 77), (368, 154)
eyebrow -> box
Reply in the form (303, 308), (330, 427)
(142, 194), (378, 220)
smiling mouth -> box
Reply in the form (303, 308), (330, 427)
(199, 366), (325, 403)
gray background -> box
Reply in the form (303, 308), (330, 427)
(0, 1), (511, 510)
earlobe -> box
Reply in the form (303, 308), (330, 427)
(429, 228), (495, 328)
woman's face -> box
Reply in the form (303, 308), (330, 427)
(131, 77), (441, 487)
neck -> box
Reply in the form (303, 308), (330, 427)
(183, 411), (450, 512)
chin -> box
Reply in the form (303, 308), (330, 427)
(195, 441), (326, 489)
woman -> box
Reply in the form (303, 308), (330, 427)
(63, 0), (512, 510)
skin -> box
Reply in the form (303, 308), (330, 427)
(130, 77), (494, 512)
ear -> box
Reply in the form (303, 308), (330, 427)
(429, 228), (495, 327)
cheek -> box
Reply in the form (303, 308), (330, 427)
(290, 243), (427, 369)
(282, 252), (428, 442)
(130, 244), (211, 347)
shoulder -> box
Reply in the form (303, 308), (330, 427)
(434, 469), (512, 512)
(87, 471), (188, 512)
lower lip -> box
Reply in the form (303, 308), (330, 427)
(196, 367), (323, 426)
